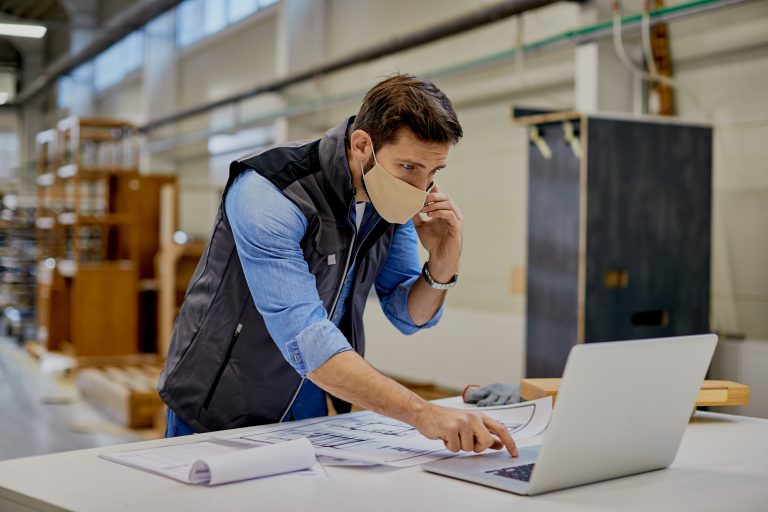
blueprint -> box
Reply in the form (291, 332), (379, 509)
(227, 397), (552, 468)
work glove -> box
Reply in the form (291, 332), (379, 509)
(462, 383), (521, 407)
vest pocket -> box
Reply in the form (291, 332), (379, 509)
(202, 322), (243, 410)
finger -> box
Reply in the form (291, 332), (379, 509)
(443, 431), (461, 453)
(417, 210), (461, 226)
(477, 393), (500, 407)
(470, 418), (494, 453)
(421, 200), (459, 214)
(424, 188), (451, 204)
(496, 394), (512, 406)
(483, 416), (519, 457)
(420, 203), (464, 223)
(459, 419), (475, 452)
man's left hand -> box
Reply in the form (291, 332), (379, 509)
(413, 183), (463, 281)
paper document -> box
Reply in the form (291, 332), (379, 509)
(100, 437), (324, 485)
(228, 397), (552, 468)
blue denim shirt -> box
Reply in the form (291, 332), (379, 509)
(224, 170), (443, 421)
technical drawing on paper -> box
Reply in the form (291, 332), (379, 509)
(228, 397), (552, 468)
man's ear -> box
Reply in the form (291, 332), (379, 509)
(348, 129), (371, 162)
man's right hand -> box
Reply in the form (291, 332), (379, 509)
(412, 403), (519, 456)
(309, 351), (518, 457)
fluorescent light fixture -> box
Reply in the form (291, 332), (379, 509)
(0, 22), (47, 38)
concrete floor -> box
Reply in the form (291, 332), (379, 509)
(0, 337), (146, 461)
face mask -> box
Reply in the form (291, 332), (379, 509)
(361, 142), (430, 224)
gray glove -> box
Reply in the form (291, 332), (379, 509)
(463, 383), (521, 407)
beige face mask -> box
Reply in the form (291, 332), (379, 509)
(361, 143), (431, 224)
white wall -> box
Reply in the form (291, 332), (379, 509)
(84, 0), (768, 388)
(668, 0), (768, 338)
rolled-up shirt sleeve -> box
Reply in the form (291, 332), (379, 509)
(225, 171), (352, 377)
(375, 220), (443, 335)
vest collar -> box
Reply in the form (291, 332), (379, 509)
(318, 116), (357, 212)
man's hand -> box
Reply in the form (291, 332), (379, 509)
(412, 403), (519, 456)
(412, 183), (463, 282)
(309, 351), (518, 457)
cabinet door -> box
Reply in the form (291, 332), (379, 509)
(72, 263), (138, 356)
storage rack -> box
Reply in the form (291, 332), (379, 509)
(35, 118), (143, 357)
(0, 193), (37, 343)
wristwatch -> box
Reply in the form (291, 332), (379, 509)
(422, 261), (458, 290)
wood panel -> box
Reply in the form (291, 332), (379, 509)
(584, 118), (712, 343)
(526, 120), (583, 377)
(71, 262), (137, 357)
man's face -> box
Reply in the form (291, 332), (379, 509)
(366, 128), (450, 192)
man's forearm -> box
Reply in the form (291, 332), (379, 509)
(407, 258), (457, 326)
(308, 350), (427, 425)
(307, 349), (520, 457)
(407, 276), (447, 326)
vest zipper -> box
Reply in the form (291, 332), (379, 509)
(202, 322), (243, 410)
(279, 200), (359, 422)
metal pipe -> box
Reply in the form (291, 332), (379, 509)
(139, 0), (561, 133)
(14, 0), (183, 105)
(145, 0), (753, 155)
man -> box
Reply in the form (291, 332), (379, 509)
(158, 74), (518, 457)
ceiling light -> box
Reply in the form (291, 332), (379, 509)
(0, 22), (47, 38)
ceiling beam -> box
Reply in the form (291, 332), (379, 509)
(14, 0), (182, 104)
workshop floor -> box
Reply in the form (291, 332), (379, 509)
(0, 337), (147, 461)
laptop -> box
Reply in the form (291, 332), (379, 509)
(422, 334), (718, 495)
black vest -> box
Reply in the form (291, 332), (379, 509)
(158, 117), (395, 432)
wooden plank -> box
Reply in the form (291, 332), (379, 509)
(512, 109), (581, 126)
(76, 368), (163, 429)
(75, 353), (161, 369)
(520, 378), (750, 407)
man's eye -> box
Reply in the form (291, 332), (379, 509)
(401, 164), (415, 171)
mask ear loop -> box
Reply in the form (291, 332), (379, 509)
(360, 138), (378, 175)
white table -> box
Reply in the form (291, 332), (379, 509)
(1, 411), (766, 512)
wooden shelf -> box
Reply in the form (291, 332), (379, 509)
(57, 165), (139, 179)
(57, 213), (135, 226)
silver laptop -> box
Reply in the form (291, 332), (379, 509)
(422, 334), (718, 495)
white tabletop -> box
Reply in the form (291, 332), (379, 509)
(1, 411), (767, 512)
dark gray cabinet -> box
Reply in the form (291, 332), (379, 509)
(514, 109), (712, 377)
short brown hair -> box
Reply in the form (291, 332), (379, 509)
(351, 74), (462, 150)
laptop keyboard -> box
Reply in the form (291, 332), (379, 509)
(485, 463), (536, 482)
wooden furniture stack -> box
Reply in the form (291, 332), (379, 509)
(74, 356), (164, 429)
(34, 117), (175, 360)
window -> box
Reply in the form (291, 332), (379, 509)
(177, 0), (278, 48)
(56, 75), (75, 110)
(94, 30), (144, 91)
